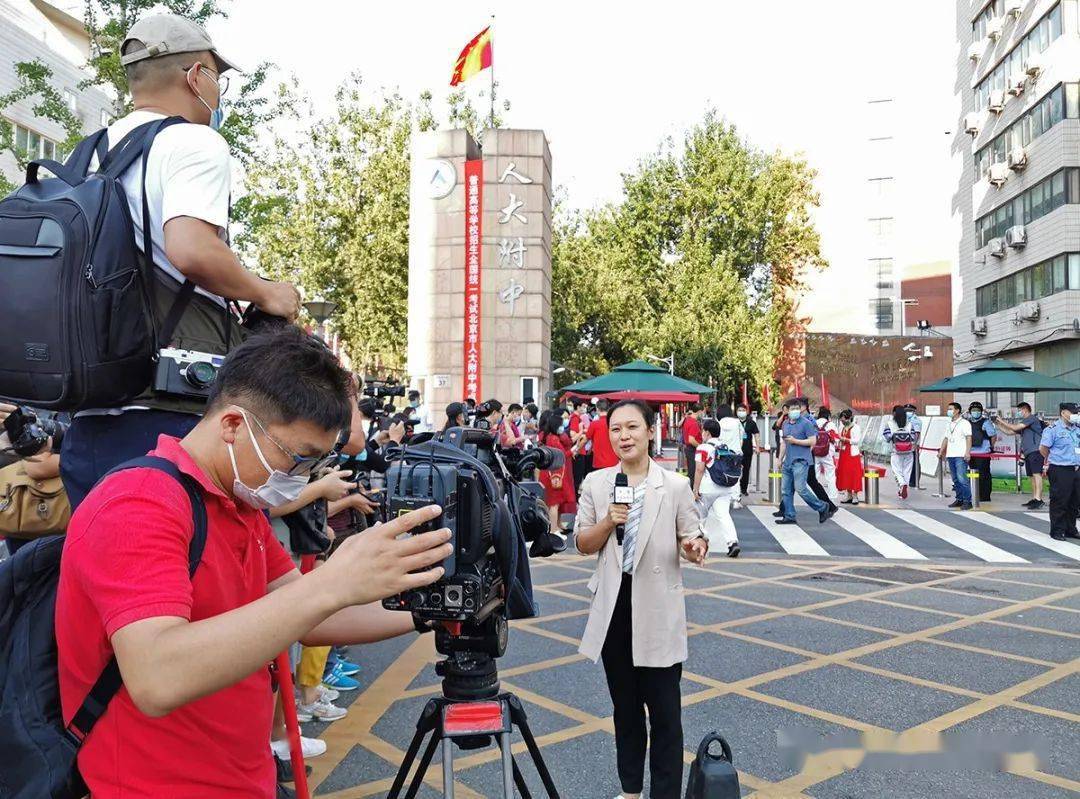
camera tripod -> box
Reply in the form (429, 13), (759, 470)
(387, 652), (560, 799)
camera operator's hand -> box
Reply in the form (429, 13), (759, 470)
(347, 490), (379, 515)
(388, 421), (406, 444)
(312, 468), (354, 502)
(607, 503), (630, 528)
(318, 505), (452, 607)
(256, 280), (302, 323)
(0, 403), (14, 424)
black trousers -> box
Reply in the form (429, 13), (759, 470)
(1047, 465), (1080, 538)
(804, 463), (836, 510)
(601, 573), (683, 798)
(908, 449), (920, 487)
(739, 446), (754, 494)
(684, 444), (697, 486)
(573, 452), (593, 496)
(973, 455), (993, 502)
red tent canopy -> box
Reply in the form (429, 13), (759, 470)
(562, 389), (699, 404)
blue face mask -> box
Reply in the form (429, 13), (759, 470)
(560, 420), (568, 433)
(410, 400), (420, 409)
(788, 409), (802, 421)
(906, 411), (914, 419)
(209, 106), (224, 131)
(970, 411), (982, 420)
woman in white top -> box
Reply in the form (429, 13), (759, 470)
(691, 409), (743, 558)
(882, 404), (917, 499)
(814, 407), (840, 502)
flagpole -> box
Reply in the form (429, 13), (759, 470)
(489, 13), (495, 129)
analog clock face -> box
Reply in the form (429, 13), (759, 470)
(427, 159), (457, 199)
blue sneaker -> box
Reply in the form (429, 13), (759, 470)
(322, 661), (360, 691)
(336, 659), (361, 677)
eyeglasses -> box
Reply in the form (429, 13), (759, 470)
(247, 411), (342, 476)
(181, 64), (230, 97)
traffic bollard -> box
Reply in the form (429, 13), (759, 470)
(933, 460), (947, 498)
(754, 446), (762, 494)
(968, 471), (980, 508)
(768, 471), (783, 506)
(863, 471), (880, 505)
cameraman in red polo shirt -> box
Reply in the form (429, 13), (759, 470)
(55, 328), (453, 799)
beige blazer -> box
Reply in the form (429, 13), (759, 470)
(575, 460), (703, 668)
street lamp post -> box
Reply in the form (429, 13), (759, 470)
(646, 352), (675, 375)
(303, 299), (337, 343)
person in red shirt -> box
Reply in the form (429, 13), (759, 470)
(681, 404), (704, 484)
(56, 328), (452, 799)
(587, 398), (619, 469)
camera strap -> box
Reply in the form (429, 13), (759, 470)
(65, 456), (207, 745)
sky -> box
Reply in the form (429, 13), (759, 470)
(201, 0), (963, 334)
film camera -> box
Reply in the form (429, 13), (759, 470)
(2, 406), (65, 458)
(382, 427), (564, 698)
(153, 347), (224, 400)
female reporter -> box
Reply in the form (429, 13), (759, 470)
(574, 400), (707, 799)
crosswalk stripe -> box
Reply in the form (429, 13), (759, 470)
(747, 505), (829, 557)
(959, 512), (1080, 562)
(884, 509), (1028, 563)
(829, 508), (926, 560)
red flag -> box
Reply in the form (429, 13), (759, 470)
(741, 380), (749, 408)
(820, 375), (830, 409)
(762, 383), (771, 408)
(794, 376), (802, 397)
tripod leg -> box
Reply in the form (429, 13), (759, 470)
(442, 738), (456, 799)
(389, 700), (441, 799)
(403, 733), (440, 799)
(507, 696), (561, 799)
(511, 755), (534, 799)
(499, 732), (515, 799)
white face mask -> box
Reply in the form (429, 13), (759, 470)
(736, 411), (747, 420)
(227, 410), (309, 509)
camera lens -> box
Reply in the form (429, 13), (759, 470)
(183, 360), (218, 389)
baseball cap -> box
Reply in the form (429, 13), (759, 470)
(121, 14), (240, 73)
(445, 402), (466, 419)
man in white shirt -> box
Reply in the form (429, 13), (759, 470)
(60, 14), (302, 509)
(407, 390), (432, 433)
(938, 401), (973, 510)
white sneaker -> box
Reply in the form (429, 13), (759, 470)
(317, 684), (340, 702)
(271, 736), (327, 759)
(295, 699), (347, 723)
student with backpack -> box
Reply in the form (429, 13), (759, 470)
(0, 328), (454, 799)
(883, 405), (917, 500)
(0, 14), (301, 511)
(812, 406), (840, 503)
(692, 411), (742, 558)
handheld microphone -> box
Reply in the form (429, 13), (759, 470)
(613, 472), (633, 544)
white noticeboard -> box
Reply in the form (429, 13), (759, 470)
(925, 405), (941, 416)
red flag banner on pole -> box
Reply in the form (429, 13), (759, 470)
(762, 383), (771, 408)
(794, 376), (802, 397)
(741, 380), (749, 408)
(820, 374), (830, 409)
(463, 159), (483, 399)
(450, 27), (493, 86)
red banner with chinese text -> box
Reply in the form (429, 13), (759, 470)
(464, 160), (483, 400)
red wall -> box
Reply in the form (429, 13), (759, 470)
(901, 274), (952, 327)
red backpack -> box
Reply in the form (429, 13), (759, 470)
(811, 429), (832, 457)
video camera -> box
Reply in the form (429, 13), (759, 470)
(2, 406), (65, 458)
(381, 427), (565, 698)
(363, 379), (407, 400)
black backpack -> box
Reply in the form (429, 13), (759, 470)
(0, 117), (197, 410)
(970, 419), (987, 449)
(705, 441), (743, 488)
(0, 456), (206, 799)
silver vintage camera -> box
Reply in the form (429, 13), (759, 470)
(153, 347), (224, 400)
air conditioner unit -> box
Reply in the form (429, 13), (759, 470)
(964, 112), (982, 136)
(989, 162), (1010, 187)
(1017, 300), (1041, 321)
(1005, 224), (1027, 248)
(1008, 73), (1027, 96)
(1005, 0), (1023, 19)
(1025, 55), (1043, 78)
(971, 317), (988, 336)
(1008, 147), (1028, 170)
(968, 40), (986, 62)
(989, 90), (1007, 114)
(988, 237), (1006, 257)
(987, 16), (1005, 40)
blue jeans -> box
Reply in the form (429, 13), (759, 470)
(947, 457), (971, 504)
(781, 459), (827, 520)
(60, 410), (200, 510)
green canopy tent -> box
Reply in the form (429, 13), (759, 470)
(919, 358), (1080, 393)
(559, 360), (715, 396)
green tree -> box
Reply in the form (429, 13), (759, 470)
(551, 113), (825, 401)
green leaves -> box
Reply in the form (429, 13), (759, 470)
(551, 111), (825, 401)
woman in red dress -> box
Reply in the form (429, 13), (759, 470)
(538, 410), (576, 537)
(834, 408), (865, 504)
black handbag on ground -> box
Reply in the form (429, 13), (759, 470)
(685, 732), (740, 799)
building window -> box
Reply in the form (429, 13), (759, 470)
(868, 177), (894, 199)
(973, 0), (1003, 42)
(976, 168), (1080, 247)
(975, 83), (1077, 181)
(64, 90), (77, 113)
(974, 3), (1063, 113)
(987, 391), (999, 410)
(871, 299), (894, 330)
(870, 258), (894, 290)
(6, 120), (61, 161)
(868, 217), (894, 237)
(100, 110), (113, 128)
(976, 252), (1079, 315)
(520, 377), (537, 405)
(1010, 391), (1024, 408)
